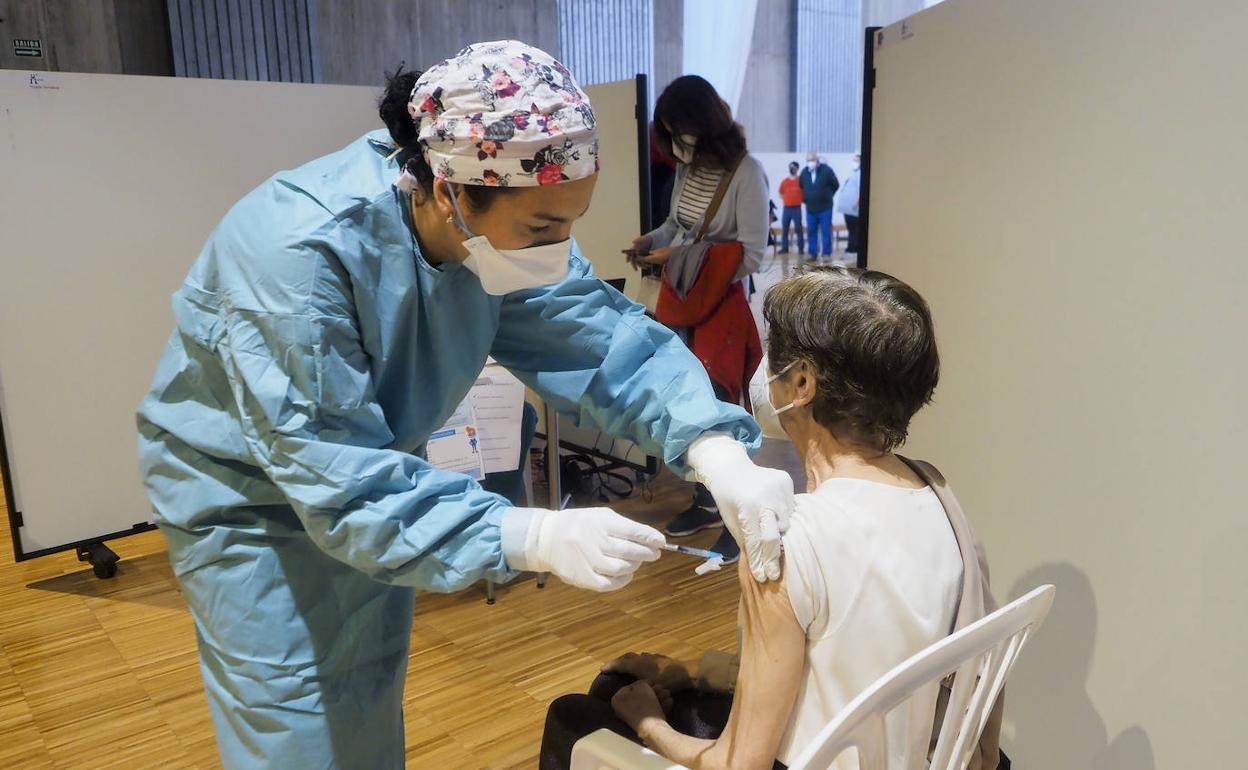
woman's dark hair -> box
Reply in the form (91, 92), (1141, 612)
(378, 65), (512, 211)
(762, 267), (940, 452)
(653, 75), (747, 170)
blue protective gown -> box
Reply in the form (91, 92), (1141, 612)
(136, 130), (759, 770)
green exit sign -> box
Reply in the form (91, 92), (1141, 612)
(13, 38), (42, 57)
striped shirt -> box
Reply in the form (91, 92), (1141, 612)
(675, 164), (726, 231)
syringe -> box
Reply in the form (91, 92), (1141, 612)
(662, 543), (723, 560)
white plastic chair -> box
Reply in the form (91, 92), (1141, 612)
(570, 730), (687, 770)
(570, 584), (1055, 770)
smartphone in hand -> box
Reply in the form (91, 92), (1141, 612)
(622, 248), (650, 270)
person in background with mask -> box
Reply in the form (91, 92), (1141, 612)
(540, 267), (1006, 770)
(778, 161), (805, 255)
(838, 152), (863, 257)
(800, 152), (840, 262)
(624, 75), (770, 565)
(136, 41), (793, 770)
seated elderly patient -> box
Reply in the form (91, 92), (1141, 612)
(540, 267), (1001, 770)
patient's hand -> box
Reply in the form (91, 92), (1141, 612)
(611, 681), (668, 733)
(603, 652), (694, 692)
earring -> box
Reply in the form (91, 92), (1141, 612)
(446, 215), (454, 224)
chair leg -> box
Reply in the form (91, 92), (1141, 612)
(523, 452), (535, 508)
(540, 403), (560, 594)
(485, 580), (496, 605)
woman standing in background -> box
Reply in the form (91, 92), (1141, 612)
(626, 75), (769, 564)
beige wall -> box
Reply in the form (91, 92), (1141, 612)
(867, 1), (1247, 767)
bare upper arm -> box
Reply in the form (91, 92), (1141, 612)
(704, 559), (807, 770)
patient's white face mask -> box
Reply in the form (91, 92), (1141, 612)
(448, 185), (571, 295)
(749, 355), (799, 440)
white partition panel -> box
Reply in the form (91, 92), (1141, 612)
(867, 2), (1247, 768)
(0, 71), (644, 558)
(535, 77), (649, 469)
(0, 71), (380, 557)
(573, 77), (644, 297)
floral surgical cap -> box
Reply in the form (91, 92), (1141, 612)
(407, 40), (599, 187)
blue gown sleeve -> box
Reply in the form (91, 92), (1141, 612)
(214, 280), (517, 594)
(489, 250), (761, 478)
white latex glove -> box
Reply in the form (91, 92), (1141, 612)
(505, 507), (665, 592)
(686, 433), (794, 582)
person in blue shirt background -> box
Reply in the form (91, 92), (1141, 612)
(136, 40), (794, 770)
(800, 152), (840, 261)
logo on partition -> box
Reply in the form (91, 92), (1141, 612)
(26, 73), (60, 90)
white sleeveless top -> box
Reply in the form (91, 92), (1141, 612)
(776, 477), (963, 767)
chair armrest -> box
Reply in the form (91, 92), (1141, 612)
(570, 728), (691, 770)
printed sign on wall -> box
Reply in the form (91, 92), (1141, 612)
(13, 38), (42, 58)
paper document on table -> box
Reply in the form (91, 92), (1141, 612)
(469, 362), (527, 474)
(426, 401), (485, 481)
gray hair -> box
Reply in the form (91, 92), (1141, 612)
(762, 267), (940, 452)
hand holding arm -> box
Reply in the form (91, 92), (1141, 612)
(686, 434), (794, 582)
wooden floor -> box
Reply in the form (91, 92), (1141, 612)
(0, 469), (742, 769)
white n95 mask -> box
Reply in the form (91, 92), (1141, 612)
(749, 355), (799, 440)
(449, 186), (571, 295)
(462, 237), (571, 296)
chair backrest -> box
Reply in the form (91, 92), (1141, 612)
(786, 584), (1055, 770)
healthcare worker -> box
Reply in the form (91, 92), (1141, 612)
(137, 40), (794, 770)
